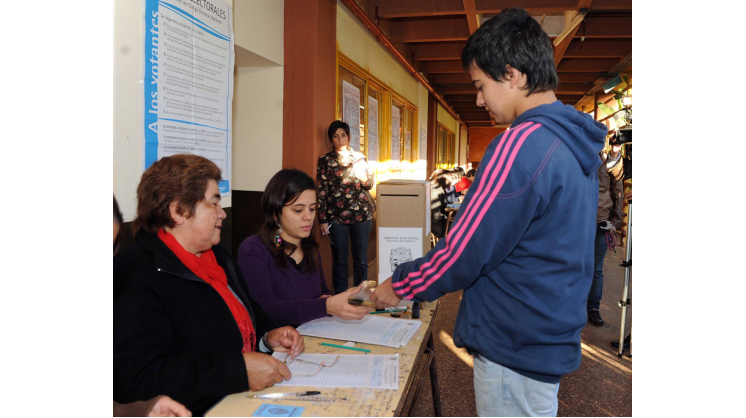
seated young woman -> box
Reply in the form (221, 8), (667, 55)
(238, 169), (369, 331)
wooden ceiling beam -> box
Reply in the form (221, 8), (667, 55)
(553, 5), (586, 67)
(373, 0), (466, 19)
(444, 94), (477, 101)
(452, 106), (485, 111)
(575, 16), (631, 38)
(411, 42), (466, 61)
(573, 52), (631, 110)
(557, 73), (602, 84)
(388, 17), (470, 43)
(476, 0), (578, 13)
(418, 60), (466, 73)
(462, 0), (480, 34)
(430, 73), (473, 84)
(563, 39), (632, 58)
(447, 101), (479, 107)
(475, 0), (630, 13)
(436, 85), (478, 95)
(557, 58), (621, 72)
(556, 83), (594, 95)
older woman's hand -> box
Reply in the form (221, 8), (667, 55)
(370, 278), (403, 309)
(242, 352), (292, 391)
(148, 395), (192, 417)
(266, 327), (305, 358)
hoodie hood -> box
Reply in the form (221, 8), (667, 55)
(512, 101), (607, 175)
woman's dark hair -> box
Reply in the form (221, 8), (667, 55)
(114, 195), (124, 256)
(327, 120), (350, 144)
(260, 169), (320, 271)
(133, 154), (222, 235)
(466, 169), (477, 177)
(114, 195), (124, 225)
(461, 7), (558, 96)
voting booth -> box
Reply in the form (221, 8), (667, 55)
(376, 180), (431, 284)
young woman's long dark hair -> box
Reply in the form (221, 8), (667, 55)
(259, 169), (320, 271)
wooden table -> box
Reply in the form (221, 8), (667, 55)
(206, 301), (442, 417)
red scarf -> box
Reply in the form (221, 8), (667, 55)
(158, 229), (255, 353)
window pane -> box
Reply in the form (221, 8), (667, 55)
(338, 65), (366, 153)
(367, 86), (382, 162)
(392, 98), (405, 162)
(403, 107), (414, 162)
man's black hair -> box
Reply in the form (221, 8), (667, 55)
(461, 7), (558, 95)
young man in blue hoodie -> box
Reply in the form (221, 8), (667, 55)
(372, 7), (607, 417)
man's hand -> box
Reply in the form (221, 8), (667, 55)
(319, 223), (329, 237)
(326, 284), (370, 320)
(266, 327), (304, 358)
(148, 396), (192, 417)
(242, 352), (292, 391)
(370, 278), (403, 309)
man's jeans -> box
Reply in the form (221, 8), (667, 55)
(328, 220), (372, 294)
(587, 225), (608, 310)
(474, 354), (560, 417)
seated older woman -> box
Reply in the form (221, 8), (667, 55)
(114, 154), (304, 416)
(238, 169), (369, 331)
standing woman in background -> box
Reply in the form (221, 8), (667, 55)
(317, 120), (376, 294)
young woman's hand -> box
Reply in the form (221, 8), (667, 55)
(326, 284), (369, 320)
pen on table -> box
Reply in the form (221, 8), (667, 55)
(320, 342), (371, 353)
(247, 391), (321, 399)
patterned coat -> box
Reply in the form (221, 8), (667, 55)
(316, 150), (375, 224)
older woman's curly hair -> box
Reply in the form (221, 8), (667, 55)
(133, 154), (222, 235)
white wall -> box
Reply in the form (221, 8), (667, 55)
(113, 0), (283, 220)
(232, 0), (284, 192)
(232, 67), (283, 191)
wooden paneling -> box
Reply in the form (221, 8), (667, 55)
(375, 0), (466, 18)
(388, 17), (470, 43)
(284, 0), (337, 286)
(563, 39), (632, 58)
(468, 127), (506, 162)
(412, 42), (466, 61)
(557, 58), (622, 72)
(418, 60), (465, 73)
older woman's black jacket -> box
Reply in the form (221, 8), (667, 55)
(114, 231), (261, 416)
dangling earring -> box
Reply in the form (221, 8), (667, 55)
(274, 225), (283, 247)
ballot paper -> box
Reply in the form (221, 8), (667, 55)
(296, 316), (421, 348)
(274, 353), (399, 390)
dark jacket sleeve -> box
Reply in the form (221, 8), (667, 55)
(237, 240), (328, 327)
(113, 280), (248, 411)
(113, 397), (162, 417)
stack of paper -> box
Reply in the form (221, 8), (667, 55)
(296, 316), (421, 348)
(273, 352), (399, 390)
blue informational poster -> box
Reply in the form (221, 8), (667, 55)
(143, 0), (234, 195)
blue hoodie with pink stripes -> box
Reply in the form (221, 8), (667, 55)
(391, 101), (607, 383)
